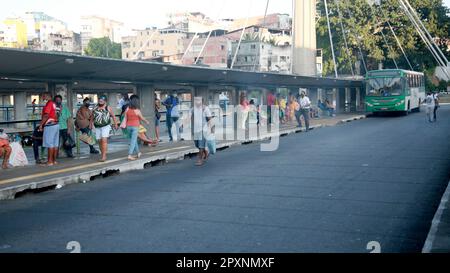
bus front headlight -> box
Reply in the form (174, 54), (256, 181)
(366, 102), (373, 107)
(395, 100), (405, 107)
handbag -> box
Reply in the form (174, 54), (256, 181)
(79, 133), (94, 145)
(206, 134), (216, 155)
(64, 135), (76, 149)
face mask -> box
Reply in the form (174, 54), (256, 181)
(55, 101), (62, 107)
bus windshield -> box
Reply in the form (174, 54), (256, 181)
(366, 77), (404, 97)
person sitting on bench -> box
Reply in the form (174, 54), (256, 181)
(0, 129), (12, 169)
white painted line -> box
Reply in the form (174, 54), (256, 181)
(422, 180), (450, 253)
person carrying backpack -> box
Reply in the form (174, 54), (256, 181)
(93, 95), (118, 162)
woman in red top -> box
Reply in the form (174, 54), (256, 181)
(123, 95), (149, 161)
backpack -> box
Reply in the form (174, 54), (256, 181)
(426, 96), (433, 104)
(93, 106), (111, 128)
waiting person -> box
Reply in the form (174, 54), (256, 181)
(31, 127), (45, 164)
(267, 90), (276, 124)
(298, 91), (311, 131)
(289, 95), (299, 123)
(93, 95), (118, 162)
(279, 95), (287, 123)
(433, 92), (440, 122)
(0, 129), (12, 169)
(122, 95), (150, 161)
(192, 97), (212, 166)
(38, 93), (60, 166)
(239, 92), (250, 130)
(55, 95), (74, 158)
(138, 125), (156, 146)
(155, 98), (162, 142)
(249, 99), (259, 125)
(325, 99), (336, 117)
(117, 93), (130, 113)
(75, 97), (99, 154)
(32, 99), (37, 115)
(162, 92), (179, 142)
(425, 92), (435, 123)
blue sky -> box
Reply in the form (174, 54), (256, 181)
(0, 0), (449, 32)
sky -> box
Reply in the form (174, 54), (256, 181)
(0, 0), (449, 33)
(0, 0), (293, 32)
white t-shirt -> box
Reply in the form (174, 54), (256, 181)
(425, 95), (435, 107)
(299, 96), (311, 109)
(193, 106), (212, 133)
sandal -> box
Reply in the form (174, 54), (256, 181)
(195, 160), (204, 166)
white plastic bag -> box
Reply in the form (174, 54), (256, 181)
(8, 142), (29, 167)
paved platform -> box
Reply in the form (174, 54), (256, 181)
(0, 114), (367, 200)
(423, 179), (450, 253)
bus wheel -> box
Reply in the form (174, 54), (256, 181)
(404, 102), (410, 116)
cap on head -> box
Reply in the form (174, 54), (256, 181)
(99, 95), (107, 101)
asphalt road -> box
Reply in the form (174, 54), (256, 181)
(1, 106), (449, 253)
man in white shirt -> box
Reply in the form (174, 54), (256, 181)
(192, 97), (212, 166)
(425, 92), (435, 123)
(298, 91), (311, 131)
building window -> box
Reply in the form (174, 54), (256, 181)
(126, 53), (129, 58)
(221, 45), (225, 50)
(153, 40), (156, 44)
(160, 40), (164, 46)
(251, 44), (256, 50)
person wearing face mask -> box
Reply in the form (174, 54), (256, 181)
(56, 95), (74, 158)
(38, 93), (60, 166)
(75, 97), (99, 154)
(93, 95), (118, 162)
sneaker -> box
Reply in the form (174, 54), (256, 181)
(90, 149), (100, 154)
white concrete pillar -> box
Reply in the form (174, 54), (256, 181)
(137, 85), (156, 139)
(108, 93), (119, 116)
(14, 91), (27, 128)
(333, 88), (339, 114)
(292, 0), (317, 76)
(356, 87), (361, 111)
(345, 88), (351, 113)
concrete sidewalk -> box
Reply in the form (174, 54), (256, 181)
(423, 179), (450, 253)
(0, 113), (367, 200)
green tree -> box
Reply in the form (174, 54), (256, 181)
(84, 37), (122, 59)
(317, 0), (450, 78)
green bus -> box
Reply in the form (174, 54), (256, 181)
(365, 69), (426, 115)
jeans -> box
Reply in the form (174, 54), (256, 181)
(166, 114), (173, 141)
(171, 117), (181, 141)
(298, 108), (310, 130)
(128, 126), (139, 156)
(434, 105), (439, 121)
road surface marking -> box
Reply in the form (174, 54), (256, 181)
(0, 146), (191, 186)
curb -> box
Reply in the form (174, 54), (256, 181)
(422, 179), (450, 253)
(0, 116), (364, 201)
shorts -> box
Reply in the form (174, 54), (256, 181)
(95, 125), (111, 140)
(43, 123), (60, 148)
(194, 131), (206, 149)
(155, 118), (160, 127)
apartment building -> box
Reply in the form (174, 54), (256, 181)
(121, 28), (186, 62)
(80, 15), (124, 52)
